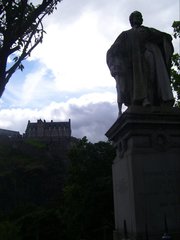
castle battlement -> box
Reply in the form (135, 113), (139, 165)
(24, 119), (71, 139)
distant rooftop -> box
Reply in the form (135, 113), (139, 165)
(0, 128), (21, 138)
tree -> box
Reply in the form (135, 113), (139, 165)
(0, 0), (62, 97)
(63, 137), (115, 240)
(171, 21), (180, 106)
(18, 208), (65, 240)
(0, 136), (69, 239)
(0, 221), (21, 240)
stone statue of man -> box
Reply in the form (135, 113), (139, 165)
(107, 11), (174, 115)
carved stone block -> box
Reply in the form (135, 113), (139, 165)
(106, 106), (180, 240)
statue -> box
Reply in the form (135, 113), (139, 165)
(106, 11), (174, 115)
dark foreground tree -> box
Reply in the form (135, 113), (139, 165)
(0, 136), (69, 240)
(0, 0), (62, 97)
(63, 137), (116, 240)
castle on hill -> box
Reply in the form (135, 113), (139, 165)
(24, 119), (71, 140)
(0, 119), (71, 141)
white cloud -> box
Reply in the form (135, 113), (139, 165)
(30, 10), (114, 92)
(21, 67), (48, 105)
(0, 92), (117, 142)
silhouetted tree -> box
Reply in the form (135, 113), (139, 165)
(171, 21), (180, 106)
(0, 0), (62, 96)
(63, 137), (115, 240)
(0, 221), (21, 240)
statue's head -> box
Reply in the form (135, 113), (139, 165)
(129, 11), (143, 27)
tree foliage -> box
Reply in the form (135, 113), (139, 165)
(0, 221), (21, 240)
(0, 0), (62, 97)
(63, 137), (115, 240)
(172, 21), (180, 39)
(0, 135), (70, 239)
(0, 135), (116, 239)
(171, 21), (180, 106)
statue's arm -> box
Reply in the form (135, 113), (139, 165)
(106, 46), (121, 77)
(106, 32), (126, 77)
(149, 27), (174, 75)
(149, 27), (173, 44)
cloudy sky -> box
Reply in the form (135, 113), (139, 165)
(0, 0), (179, 142)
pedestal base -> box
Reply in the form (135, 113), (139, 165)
(106, 107), (180, 240)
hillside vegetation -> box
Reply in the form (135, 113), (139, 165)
(0, 136), (115, 240)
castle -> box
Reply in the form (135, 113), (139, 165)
(24, 119), (71, 139)
(0, 119), (71, 140)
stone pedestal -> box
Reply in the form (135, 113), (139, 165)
(106, 106), (180, 240)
